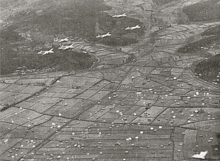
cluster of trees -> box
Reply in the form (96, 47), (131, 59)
(194, 54), (220, 82)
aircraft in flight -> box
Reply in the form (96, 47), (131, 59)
(58, 44), (75, 50)
(96, 32), (111, 38)
(37, 48), (54, 55)
(112, 13), (126, 18)
(58, 37), (69, 43)
(125, 25), (141, 30)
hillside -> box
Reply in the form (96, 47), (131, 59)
(183, 0), (220, 22)
(0, 0), (144, 75)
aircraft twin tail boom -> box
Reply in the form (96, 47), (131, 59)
(112, 13), (126, 18)
(125, 25), (141, 30)
(37, 48), (54, 55)
(96, 32), (111, 38)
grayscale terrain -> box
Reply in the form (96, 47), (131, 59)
(0, 0), (220, 160)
